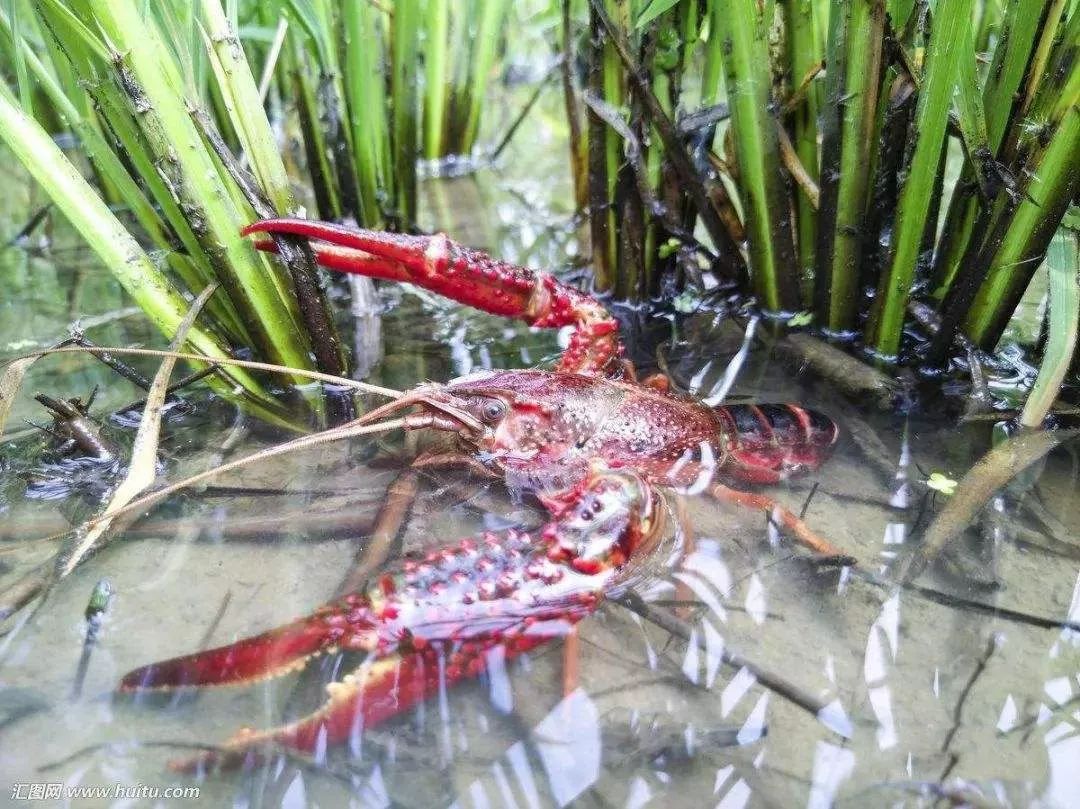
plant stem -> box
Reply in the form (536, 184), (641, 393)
(0, 81), (271, 407)
(390, 0), (419, 224)
(340, 0), (389, 226)
(865, 0), (974, 357)
(423, 0), (449, 159)
(814, 0), (886, 333)
(784, 0), (822, 305)
(712, 0), (799, 313)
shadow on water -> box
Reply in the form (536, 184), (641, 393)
(2, 136), (1079, 808)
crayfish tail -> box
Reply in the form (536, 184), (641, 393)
(715, 403), (839, 484)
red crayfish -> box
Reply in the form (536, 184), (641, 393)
(120, 219), (848, 771)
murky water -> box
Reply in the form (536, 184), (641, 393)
(2, 134), (1079, 809)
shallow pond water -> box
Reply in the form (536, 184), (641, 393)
(2, 144), (1079, 809)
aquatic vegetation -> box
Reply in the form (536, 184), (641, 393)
(574, 0), (1078, 380)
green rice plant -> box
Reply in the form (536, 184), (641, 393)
(2, 0), (517, 428)
(272, 0), (511, 229)
(0, 78), (289, 424)
(573, 0), (749, 300)
(711, 0), (801, 312)
(864, 0), (975, 357)
(575, 0), (1079, 403)
(933, 5), (1079, 356)
(0, 0), (352, 407)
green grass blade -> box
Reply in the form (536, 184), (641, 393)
(0, 79), (270, 406)
(712, 0), (799, 312)
(865, 0), (975, 357)
(1019, 230), (1079, 429)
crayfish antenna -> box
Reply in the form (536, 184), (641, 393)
(118, 617), (340, 692)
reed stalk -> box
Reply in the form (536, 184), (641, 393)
(424, 0), (450, 160)
(865, 0), (975, 357)
(711, 0), (800, 313)
(813, 0), (886, 333)
(0, 80), (277, 414)
(586, 0), (623, 293)
(783, 0), (823, 298)
(391, 0), (420, 225)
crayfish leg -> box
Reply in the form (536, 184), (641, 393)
(708, 482), (855, 564)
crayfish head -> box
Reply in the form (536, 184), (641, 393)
(540, 466), (662, 575)
(441, 371), (569, 462)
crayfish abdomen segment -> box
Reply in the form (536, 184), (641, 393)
(714, 403), (839, 485)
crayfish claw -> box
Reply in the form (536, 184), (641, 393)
(119, 616), (336, 692)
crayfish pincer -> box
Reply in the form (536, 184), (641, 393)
(120, 468), (662, 772)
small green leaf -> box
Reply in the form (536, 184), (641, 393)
(926, 472), (958, 496)
(658, 237), (681, 259)
(636, 0), (683, 29)
(787, 311), (814, 327)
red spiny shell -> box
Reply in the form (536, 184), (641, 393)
(447, 370), (838, 488)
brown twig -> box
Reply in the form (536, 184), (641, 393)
(776, 124), (820, 210)
(777, 333), (902, 410)
(614, 591), (844, 731)
(939, 633), (1000, 779)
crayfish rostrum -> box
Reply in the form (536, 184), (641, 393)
(120, 219), (848, 771)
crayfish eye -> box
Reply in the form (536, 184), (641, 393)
(481, 401), (506, 422)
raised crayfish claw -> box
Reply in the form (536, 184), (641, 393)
(241, 218), (623, 375)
